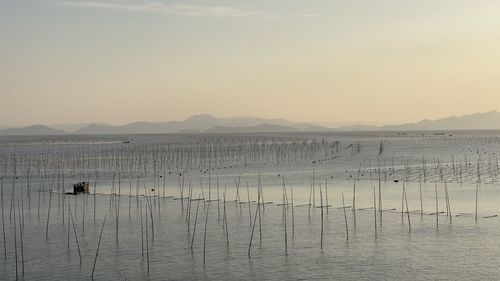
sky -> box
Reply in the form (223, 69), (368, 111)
(1, 0), (500, 127)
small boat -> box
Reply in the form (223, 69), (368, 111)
(66, 182), (90, 195)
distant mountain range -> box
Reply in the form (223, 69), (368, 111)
(71, 115), (327, 135)
(2, 111), (500, 135)
(0, 125), (65, 136)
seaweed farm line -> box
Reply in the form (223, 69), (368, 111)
(2, 132), (500, 280)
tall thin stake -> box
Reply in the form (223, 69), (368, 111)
(475, 181), (479, 222)
(373, 185), (377, 238)
(320, 189), (324, 249)
(91, 213), (108, 280)
(435, 182), (439, 229)
(342, 192), (349, 240)
(1, 176), (6, 259)
(69, 205), (82, 265)
(203, 202), (210, 265)
(191, 195), (201, 251)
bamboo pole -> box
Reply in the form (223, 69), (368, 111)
(91, 213), (108, 280)
(247, 181), (252, 227)
(1, 176), (5, 260)
(435, 182), (439, 229)
(248, 188), (261, 258)
(475, 181), (479, 222)
(191, 195), (201, 251)
(419, 181), (423, 217)
(69, 205), (82, 265)
(325, 179), (329, 215)
(283, 184), (288, 255)
(342, 192), (349, 240)
(290, 186), (295, 237)
(223, 192), (229, 247)
(403, 183), (411, 233)
(145, 201), (150, 273)
(46, 187), (52, 240)
(13, 200), (18, 280)
(140, 201), (144, 257)
(203, 202), (210, 265)
(17, 200), (24, 276)
(373, 185), (377, 238)
(320, 189), (324, 249)
(353, 180), (357, 226)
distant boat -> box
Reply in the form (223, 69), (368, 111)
(123, 140), (131, 144)
(66, 182), (90, 195)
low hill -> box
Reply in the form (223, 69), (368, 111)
(0, 125), (65, 136)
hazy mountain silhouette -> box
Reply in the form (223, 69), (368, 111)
(73, 114), (314, 134)
(0, 125), (65, 136)
(50, 123), (94, 132)
(341, 111), (500, 131)
(205, 124), (299, 133)
(378, 111), (500, 131)
(74, 114), (224, 134)
(3, 111), (500, 135)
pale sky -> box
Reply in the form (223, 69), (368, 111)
(1, 0), (500, 127)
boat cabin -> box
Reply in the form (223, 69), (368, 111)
(73, 182), (90, 194)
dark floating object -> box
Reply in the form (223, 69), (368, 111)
(68, 182), (90, 195)
(394, 180), (399, 183)
(483, 215), (498, 219)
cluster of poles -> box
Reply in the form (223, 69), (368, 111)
(0, 133), (499, 280)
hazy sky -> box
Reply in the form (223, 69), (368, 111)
(2, 0), (500, 126)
